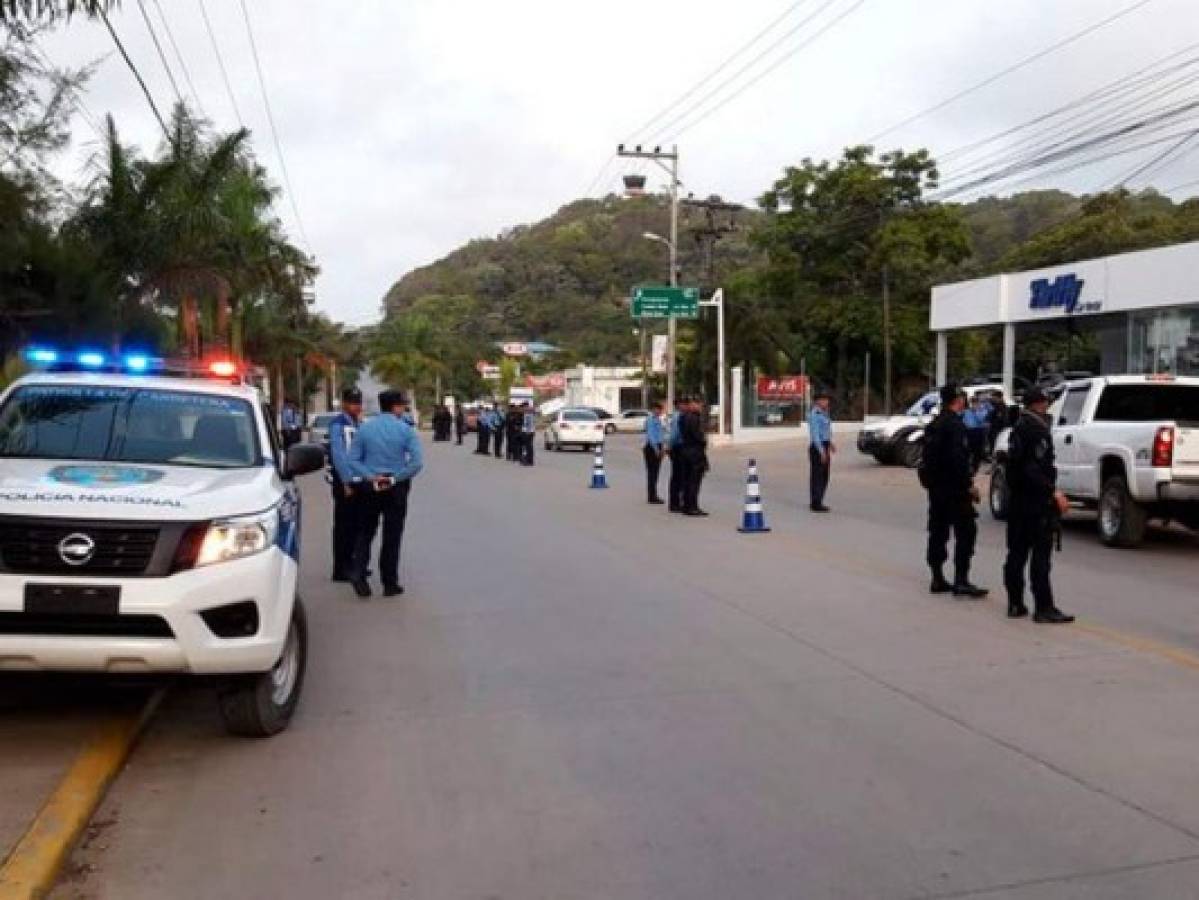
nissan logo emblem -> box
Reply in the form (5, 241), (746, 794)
(57, 533), (96, 567)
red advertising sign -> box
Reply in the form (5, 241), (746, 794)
(756, 375), (809, 402)
(525, 372), (565, 392)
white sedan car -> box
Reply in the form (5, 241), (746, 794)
(544, 408), (606, 451)
(611, 409), (650, 433)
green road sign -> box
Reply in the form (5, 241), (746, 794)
(631, 285), (699, 319)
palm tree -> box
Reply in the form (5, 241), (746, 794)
(70, 107), (317, 360)
(370, 314), (445, 415)
(0, 1), (118, 23)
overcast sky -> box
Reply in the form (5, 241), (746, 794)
(37, 0), (1199, 328)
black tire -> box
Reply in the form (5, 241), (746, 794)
(872, 451), (889, 466)
(219, 598), (307, 737)
(989, 466), (1010, 521)
(1098, 475), (1147, 548)
(898, 438), (923, 469)
(544, 434), (551, 451)
(604, 423), (616, 434)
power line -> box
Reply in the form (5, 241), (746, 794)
(134, 0), (184, 108)
(931, 102), (1199, 201)
(649, 0), (846, 143)
(939, 43), (1199, 165)
(1113, 128), (1199, 188)
(868, 0), (1156, 143)
(664, 0), (867, 142)
(151, 0), (204, 115)
(938, 58), (1199, 189)
(99, 7), (170, 140)
(237, 0), (311, 252)
(198, 0), (244, 127)
(622, 0), (818, 143)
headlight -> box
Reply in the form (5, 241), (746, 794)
(194, 509), (279, 568)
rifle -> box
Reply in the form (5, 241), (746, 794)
(1047, 501), (1064, 552)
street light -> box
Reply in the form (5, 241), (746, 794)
(642, 231), (679, 409)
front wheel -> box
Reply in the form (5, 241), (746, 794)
(219, 598), (307, 737)
(989, 467), (1009, 521)
(898, 438), (923, 469)
(604, 423), (616, 434)
(1098, 475), (1147, 548)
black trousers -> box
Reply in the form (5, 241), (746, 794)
(493, 428), (505, 458)
(967, 429), (987, 472)
(352, 480), (411, 588)
(1004, 507), (1054, 612)
(808, 445), (830, 508)
(643, 444), (663, 501)
(475, 427), (489, 454)
(507, 430), (521, 461)
(330, 481), (362, 578)
(455, 428), (464, 445)
(521, 433), (535, 466)
(926, 492), (978, 581)
(668, 452), (685, 510)
(682, 450), (707, 512)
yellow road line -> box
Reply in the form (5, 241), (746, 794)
(0, 689), (164, 900)
(1074, 622), (1199, 674)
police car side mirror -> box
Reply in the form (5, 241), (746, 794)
(284, 442), (325, 480)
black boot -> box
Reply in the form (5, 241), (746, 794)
(1034, 607), (1074, 624)
(1007, 598), (1029, 618)
(952, 570), (989, 599)
(929, 568), (952, 594)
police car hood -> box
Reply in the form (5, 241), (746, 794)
(0, 460), (279, 522)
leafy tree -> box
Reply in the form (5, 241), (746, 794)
(750, 146), (970, 405)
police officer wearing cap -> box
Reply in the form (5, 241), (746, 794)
(328, 388), (364, 582)
(347, 390), (424, 599)
(1003, 387), (1074, 624)
(922, 384), (988, 598)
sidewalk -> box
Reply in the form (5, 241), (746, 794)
(0, 677), (153, 878)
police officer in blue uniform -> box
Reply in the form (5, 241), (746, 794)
(347, 390), (424, 599)
(807, 391), (834, 512)
(280, 400), (303, 449)
(328, 388), (364, 582)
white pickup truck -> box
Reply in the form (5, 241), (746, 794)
(990, 375), (1199, 547)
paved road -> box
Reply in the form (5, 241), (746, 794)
(50, 434), (1199, 899)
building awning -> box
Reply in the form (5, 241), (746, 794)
(931, 239), (1199, 331)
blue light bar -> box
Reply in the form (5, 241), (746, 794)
(25, 348), (58, 365)
(124, 354), (152, 373)
(76, 351), (106, 368)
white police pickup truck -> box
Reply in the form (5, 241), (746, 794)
(990, 375), (1199, 547)
(857, 383), (1005, 468)
(0, 351), (326, 735)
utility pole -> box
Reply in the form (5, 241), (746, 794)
(639, 325), (648, 407)
(619, 143), (679, 410)
(683, 196), (741, 427)
(882, 264), (892, 417)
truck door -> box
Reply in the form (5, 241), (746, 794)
(1053, 385), (1091, 494)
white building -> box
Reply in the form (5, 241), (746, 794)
(563, 366), (643, 414)
(931, 240), (1199, 396)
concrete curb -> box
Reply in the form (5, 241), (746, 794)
(0, 688), (165, 900)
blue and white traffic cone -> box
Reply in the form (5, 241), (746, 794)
(590, 444), (609, 489)
(737, 458), (771, 533)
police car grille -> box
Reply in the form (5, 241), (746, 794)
(0, 522), (160, 575)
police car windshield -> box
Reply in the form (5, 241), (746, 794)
(906, 393), (939, 417)
(0, 384), (260, 468)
